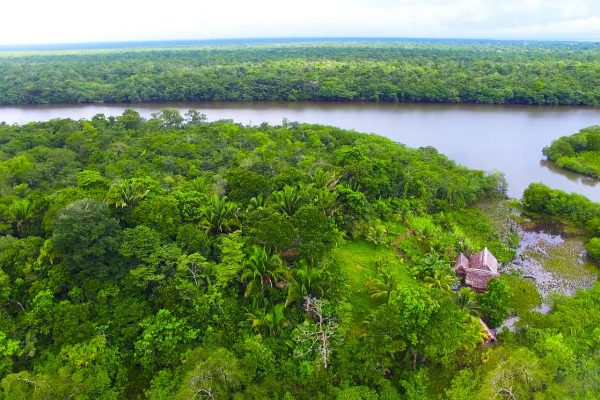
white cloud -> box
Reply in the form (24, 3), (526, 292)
(488, 16), (600, 40)
(1, 0), (599, 45)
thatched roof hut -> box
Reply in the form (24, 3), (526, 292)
(453, 248), (499, 292)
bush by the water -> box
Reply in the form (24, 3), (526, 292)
(543, 125), (600, 179)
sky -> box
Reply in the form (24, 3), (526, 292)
(1, 0), (599, 45)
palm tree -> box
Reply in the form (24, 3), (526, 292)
(367, 265), (396, 303)
(241, 246), (285, 298)
(364, 276), (379, 294)
(246, 303), (287, 336)
(200, 195), (238, 234)
(270, 185), (302, 217)
(312, 169), (339, 191)
(264, 303), (287, 335)
(246, 194), (266, 213)
(314, 189), (338, 217)
(415, 252), (448, 279)
(105, 179), (149, 210)
(10, 199), (33, 237)
(423, 270), (456, 291)
(246, 307), (268, 334)
(365, 257), (397, 303)
(285, 261), (323, 307)
(454, 287), (480, 316)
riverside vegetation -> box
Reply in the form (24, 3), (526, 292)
(0, 109), (599, 399)
(543, 125), (600, 179)
(522, 182), (600, 265)
(1, 41), (599, 105)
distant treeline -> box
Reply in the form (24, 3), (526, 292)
(0, 42), (599, 105)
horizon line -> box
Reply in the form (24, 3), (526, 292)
(1, 36), (599, 52)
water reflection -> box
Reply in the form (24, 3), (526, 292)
(539, 159), (600, 188)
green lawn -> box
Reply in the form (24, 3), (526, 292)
(333, 240), (415, 325)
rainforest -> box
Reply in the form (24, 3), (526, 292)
(0, 42), (599, 106)
(0, 37), (600, 400)
(0, 107), (597, 399)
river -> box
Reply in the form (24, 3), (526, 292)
(1, 101), (599, 201)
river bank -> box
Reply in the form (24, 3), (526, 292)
(1, 101), (600, 200)
(482, 200), (599, 331)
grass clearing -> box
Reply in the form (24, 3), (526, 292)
(333, 240), (414, 324)
(502, 273), (542, 316)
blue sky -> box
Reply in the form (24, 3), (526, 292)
(2, 0), (599, 45)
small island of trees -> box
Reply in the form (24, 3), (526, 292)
(543, 125), (600, 179)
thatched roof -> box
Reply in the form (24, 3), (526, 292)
(464, 268), (498, 292)
(468, 248), (499, 273)
(453, 248), (500, 292)
(454, 253), (470, 274)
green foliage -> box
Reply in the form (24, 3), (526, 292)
(522, 183), (600, 268)
(134, 309), (198, 371)
(77, 169), (109, 191)
(1, 42), (599, 106)
(152, 108), (184, 129)
(105, 178), (152, 210)
(213, 231), (246, 289)
(250, 212), (296, 253)
(200, 195), (238, 234)
(176, 253), (215, 290)
(375, 285), (438, 350)
(174, 347), (248, 399)
(131, 196), (182, 239)
(285, 261), (324, 306)
(522, 182), (600, 230)
(8, 199), (33, 237)
(0, 332), (22, 377)
(292, 205), (339, 262)
(445, 208), (516, 263)
(544, 125), (600, 178)
(479, 277), (510, 328)
(1, 336), (126, 400)
(502, 273), (542, 316)
(585, 237), (600, 264)
(445, 369), (481, 400)
(52, 199), (119, 277)
(334, 386), (379, 399)
(247, 302), (287, 336)
(118, 109), (143, 130)
(241, 245), (285, 298)
(226, 168), (272, 204)
(0, 113), (518, 398)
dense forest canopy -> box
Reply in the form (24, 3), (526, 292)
(0, 109), (599, 398)
(0, 109), (517, 398)
(543, 125), (600, 179)
(1, 41), (599, 105)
